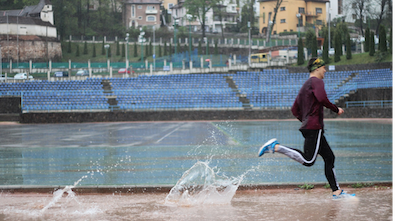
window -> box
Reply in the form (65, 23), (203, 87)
(168, 3), (173, 9)
(280, 7), (285, 11)
(352, 14), (357, 20)
(316, 20), (322, 25)
(147, 15), (156, 21)
(138, 16), (142, 20)
(316, 8), (322, 14)
(284, 29), (287, 32)
(280, 19), (286, 23)
(298, 7), (305, 14)
(147, 6), (155, 10)
(138, 5), (142, 9)
(131, 5), (135, 17)
(263, 12), (265, 24)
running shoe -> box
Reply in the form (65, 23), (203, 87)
(332, 190), (356, 199)
(258, 138), (279, 157)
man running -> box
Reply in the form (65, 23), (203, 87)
(258, 57), (355, 199)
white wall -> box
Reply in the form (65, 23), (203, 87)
(0, 23), (57, 38)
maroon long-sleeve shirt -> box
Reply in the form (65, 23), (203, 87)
(291, 77), (339, 130)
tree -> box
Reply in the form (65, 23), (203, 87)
(83, 41), (88, 55)
(297, 37), (304, 65)
(184, 0), (218, 38)
(322, 32), (330, 64)
(364, 28), (370, 52)
(198, 40), (202, 54)
(266, 0), (284, 42)
(334, 31), (341, 62)
(67, 40), (72, 53)
(158, 45), (162, 58)
(305, 29), (316, 56)
(346, 34), (352, 60)
(92, 43), (96, 57)
(378, 25), (387, 52)
(76, 44), (80, 57)
(116, 41), (120, 56)
(311, 36), (318, 57)
(102, 39), (106, 55)
(348, 0), (371, 36)
(214, 41), (218, 55)
(164, 42), (168, 56)
(389, 27), (392, 54)
(369, 31), (375, 56)
(134, 42), (138, 58)
(121, 43), (125, 58)
(374, 0), (390, 35)
(108, 44), (112, 58)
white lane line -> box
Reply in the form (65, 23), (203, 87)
(155, 124), (183, 143)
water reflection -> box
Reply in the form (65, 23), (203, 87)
(0, 120), (392, 186)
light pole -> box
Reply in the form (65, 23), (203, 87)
(104, 44), (110, 71)
(174, 18), (178, 62)
(328, 2), (331, 50)
(248, 21), (251, 66)
(187, 14), (193, 62)
(125, 33), (129, 75)
(139, 28), (145, 62)
(153, 25), (156, 71)
(296, 13), (301, 38)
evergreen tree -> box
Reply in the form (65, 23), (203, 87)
(214, 41), (218, 55)
(311, 36), (318, 57)
(121, 43), (125, 58)
(102, 39), (106, 55)
(389, 28), (392, 54)
(379, 25), (387, 52)
(184, 44), (188, 53)
(134, 42), (138, 57)
(365, 28), (370, 52)
(177, 41), (181, 53)
(145, 42), (149, 57)
(369, 31), (375, 56)
(67, 40), (72, 53)
(116, 41), (120, 56)
(346, 33), (352, 60)
(76, 44), (80, 57)
(206, 41), (209, 55)
(92, 43), (96, 58)
(158, 45), (162, 58)
(297, 37), (304, 65)
(198, 40), (202, 54)
(322, 33), (329, 64)
(149, 41), (153, 57)
(334, 31), (341, 62)
(164, 42), (167, 56)
(108, 45), (112, 58)
(83, 41), (88, 55)
(169, 43), (172, 56)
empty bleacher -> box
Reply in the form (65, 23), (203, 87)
(0, 68), (392, 113)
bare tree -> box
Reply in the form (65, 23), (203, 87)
(265, 0), (284, 42)
(372, 0), (389, 33)
(348, 0), (371, 36)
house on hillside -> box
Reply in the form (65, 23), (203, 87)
(122, 0), (163, 29)
(0, 0), (61, 62)
(170, 0), (237, 34)
(258, 0), (329, 36)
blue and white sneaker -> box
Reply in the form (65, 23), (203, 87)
(332, 190), (356, 200)
(258, 138), (279, 157)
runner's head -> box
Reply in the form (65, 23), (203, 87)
(307, 57), (326, 79)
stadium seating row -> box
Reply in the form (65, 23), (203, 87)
(0, 68), (392, 112)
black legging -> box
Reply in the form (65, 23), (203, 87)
(276, 129), (340, 192)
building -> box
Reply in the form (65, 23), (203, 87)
(258, 0), (329, 36)
(122, 0), (162, 29)
(170, 0), (237, 33)
(0, 0), (61, 62)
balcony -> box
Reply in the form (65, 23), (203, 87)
(146, 9), (158, 14)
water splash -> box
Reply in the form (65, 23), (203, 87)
(40, 175), (87, 213)
(165, 161), (253, 206)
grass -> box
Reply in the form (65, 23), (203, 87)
(292, 51), (392, 67)
(298, 183), (314, 190)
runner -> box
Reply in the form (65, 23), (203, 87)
(258, 57), (355, 199)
